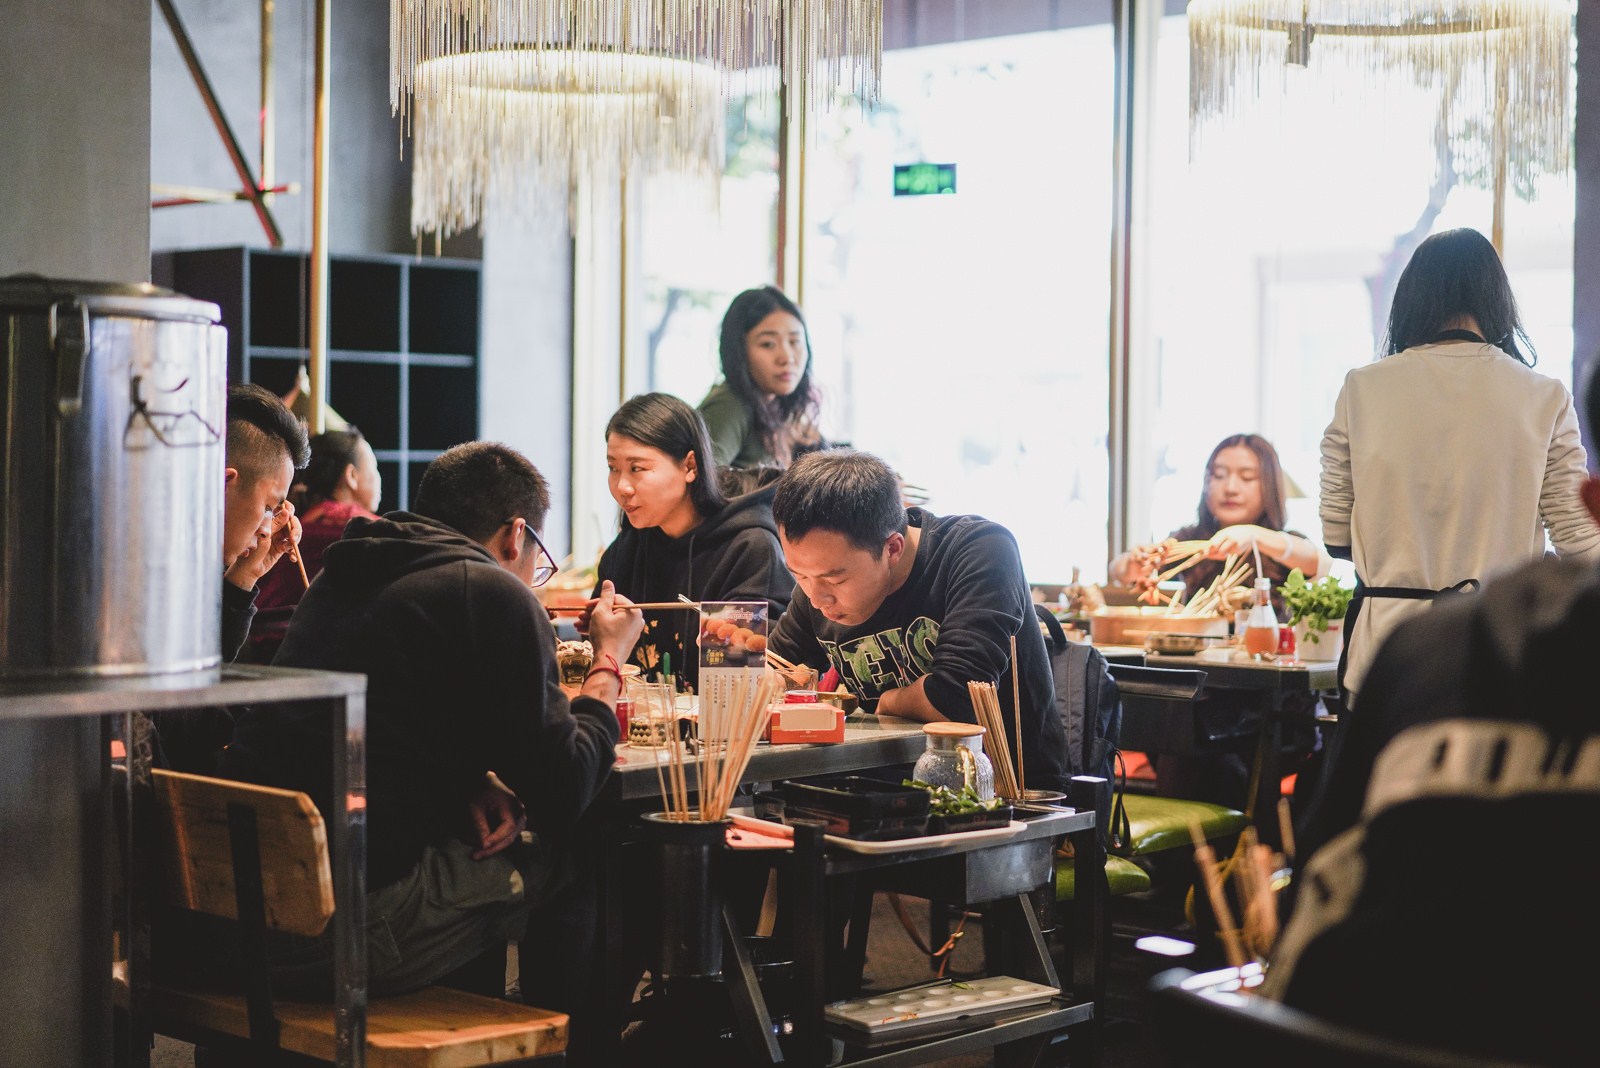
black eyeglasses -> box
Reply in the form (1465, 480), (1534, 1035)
(507, 519), (558, 588)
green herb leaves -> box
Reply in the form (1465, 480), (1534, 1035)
(1277, 568), (1354, 635)
(903, 778), (1002, 816)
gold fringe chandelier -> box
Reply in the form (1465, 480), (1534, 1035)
(392, 1), (884, 237)
(1188, 1), (1575, 200)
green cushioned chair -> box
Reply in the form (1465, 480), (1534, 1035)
(1115, 794), (1248, 857)
(1056, 853), (1151, 902)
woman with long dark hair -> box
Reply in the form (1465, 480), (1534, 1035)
(584, 392), (792, 690)
(697, 285), (823, 468)
(1320, 227), (1600, 705)
(1110, 433), (1331, 604)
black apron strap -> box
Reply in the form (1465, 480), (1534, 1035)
(1427, 329), (1488, 344)
(1336, 577), (1481, 703)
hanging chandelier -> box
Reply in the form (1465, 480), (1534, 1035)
(392, 1), (884, 237)
(1188, 1), (1575, 199)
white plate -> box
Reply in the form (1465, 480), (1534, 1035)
(824, 820), (1027, 854)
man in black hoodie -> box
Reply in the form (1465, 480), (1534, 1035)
(221, 441), (643, 1044)
(766, 449), (1070, 792)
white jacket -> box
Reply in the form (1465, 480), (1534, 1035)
(1319, 340), (1600, 697)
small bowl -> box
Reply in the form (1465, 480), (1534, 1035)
(1144, 631), (1228, 656)
(815, 691), (860, 715)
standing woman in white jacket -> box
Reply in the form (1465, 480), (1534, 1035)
(1320, 227), (1600, 706)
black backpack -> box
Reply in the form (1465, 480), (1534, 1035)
(1035, 605), (1128, 848)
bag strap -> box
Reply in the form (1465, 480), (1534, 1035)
(1107, 749), (1130, 852)
(1034, 602), (1069, 651)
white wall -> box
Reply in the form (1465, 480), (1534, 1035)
(482, 215), (576, 557)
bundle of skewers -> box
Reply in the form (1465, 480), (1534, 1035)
(1187, 797), (1296, 980)
(1135, 539), (1254, 617)
(968, 681), (1025, 800)
(642, 669), (784, 823)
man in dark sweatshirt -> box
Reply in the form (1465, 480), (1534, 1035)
(220, 441), (643, 1046)
(766, 449), (1070, 792)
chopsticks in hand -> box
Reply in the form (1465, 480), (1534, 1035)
(548, 601), (702, 612)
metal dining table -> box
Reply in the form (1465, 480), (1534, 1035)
(591, 712), (930, 1061)
(593, 711), (1106, 1067)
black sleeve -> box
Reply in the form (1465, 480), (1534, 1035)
(470, 574), (619, 834)
(221, 580), (258, 663)
(918, 524), (1032, 723)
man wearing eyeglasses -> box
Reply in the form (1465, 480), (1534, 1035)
(221, 441), (643, 1058)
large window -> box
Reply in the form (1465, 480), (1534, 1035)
(590, 4), (1578, 579)
(1136, 13), (1577, 554)
(639, 90), (781, 407)
(802, 25), (1115, 586)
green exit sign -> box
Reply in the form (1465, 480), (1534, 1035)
(894, 163), (957, 197)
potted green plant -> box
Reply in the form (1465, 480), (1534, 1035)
(1278, 569), (1355, 660)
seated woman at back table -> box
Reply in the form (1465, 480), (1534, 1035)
(698, 285), (825, 470)
(1108, 433), (1332, 810)
(1109, 433), (1332, 613)
(246, 428), (382, 663)
(580, 393), (793, 694)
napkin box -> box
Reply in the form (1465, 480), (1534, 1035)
(767, 702), (846, 744)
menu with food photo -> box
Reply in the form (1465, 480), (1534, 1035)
(698, 601), (769, 742)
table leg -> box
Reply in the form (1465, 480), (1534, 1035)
(330, 694), (368, 1068)
(721, 902), (783, 1064)
(122, 712), (153, 1068)
(1244, 701), (1284, 850)
(1066, 775), (1108, 1068)
(593, 813), (632, 1063)
(837, 877), (875, 996)
(787, 820), (829, 1067)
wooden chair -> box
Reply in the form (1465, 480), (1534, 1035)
(144, 768), (567, 1067)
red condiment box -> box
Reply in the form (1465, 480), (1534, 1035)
(767, 702), (846, 745)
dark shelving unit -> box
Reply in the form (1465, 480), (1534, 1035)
(152, 246), (481, 512)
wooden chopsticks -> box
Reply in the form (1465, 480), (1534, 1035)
(548, 601), (703, 612)
(764, 650), (812, 685)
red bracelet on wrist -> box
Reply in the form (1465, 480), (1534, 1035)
(585, 653), (623, 686)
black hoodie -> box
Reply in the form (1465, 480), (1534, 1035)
(594, 486), (793, 691)
(222, 512), (618, 891)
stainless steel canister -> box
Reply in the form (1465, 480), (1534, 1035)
(0, 277), (226, 677)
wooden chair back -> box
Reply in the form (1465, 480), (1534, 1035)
(151, 768), (334, 938)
